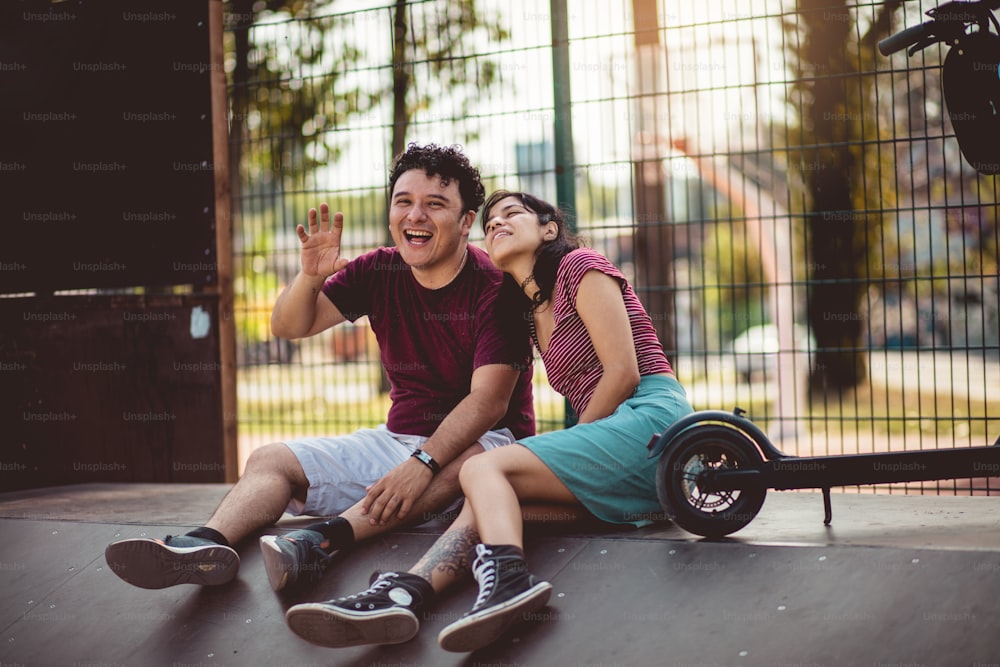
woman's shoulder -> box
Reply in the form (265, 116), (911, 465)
(558, 247), (623, 282)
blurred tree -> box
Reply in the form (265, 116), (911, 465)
(389, 0), (506, 158)
(225, 0), (508, 392)
(225, 0), (507, 204)
(782, 0), (902, 394)
(705, 222), (768, 345)
(630, 0), (674, 357)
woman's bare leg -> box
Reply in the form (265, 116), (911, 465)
(458, 444), (578, 549)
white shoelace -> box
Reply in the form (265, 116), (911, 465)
(471, 545), (497, 611)
(338, 574), (394, 608)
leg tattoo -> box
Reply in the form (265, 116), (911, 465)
(412, 525), (480, 583)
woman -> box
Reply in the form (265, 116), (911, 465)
(284, 191), (693, 652)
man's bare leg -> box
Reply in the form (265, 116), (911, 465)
(205, 442), (310, 545)
(105, 441), (308, 590)
(267, 442), (598, 590)
(409, 502), (479, 592)
(342, 443), (484, 541)
(260, 444), (484, 592)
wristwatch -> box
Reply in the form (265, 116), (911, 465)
(410, 448), (441, 475)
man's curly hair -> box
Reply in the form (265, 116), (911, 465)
(388, 143), (486, 214)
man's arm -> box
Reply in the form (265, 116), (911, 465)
(360, 362), (521, 524)
(271, 272), (346, 339)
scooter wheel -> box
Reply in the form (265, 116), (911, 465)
(656, 424), (766, 538)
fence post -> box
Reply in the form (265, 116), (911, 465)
(550, 0), (578, 428)
(550, 0), (576, 230)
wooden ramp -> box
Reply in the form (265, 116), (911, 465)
(2, 484), (1000, 666)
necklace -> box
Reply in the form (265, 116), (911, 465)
(444, 249), (468, 286)
(520, 272), (543, 310)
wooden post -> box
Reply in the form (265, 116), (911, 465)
(630, 0), (675, 359)
(209, 0), (238, 483)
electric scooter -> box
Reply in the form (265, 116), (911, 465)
(647, 406), (1000, 538)
(647, 0), (1000, 538)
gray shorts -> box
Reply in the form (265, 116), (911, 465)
(283, 425), (516, 517)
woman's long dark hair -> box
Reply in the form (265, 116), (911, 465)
(482, 190), (582, 310)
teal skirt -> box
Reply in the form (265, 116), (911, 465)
(519, 374), (693, 527)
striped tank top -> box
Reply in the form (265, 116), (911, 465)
(531, 248), (672, 416)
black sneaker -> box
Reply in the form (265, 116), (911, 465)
(259, 529), (333, 592)
(285, 571), (432, 648)
(438, 544), (552, 652)
(104, 535), (239, 589)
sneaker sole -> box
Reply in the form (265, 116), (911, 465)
(438, 581), (553, 652)
(104, 538), (239, 589)
(259, 536), (294, 592)
(286, 603), (419, 648)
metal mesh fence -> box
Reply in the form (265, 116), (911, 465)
(227, 0), (999, 493)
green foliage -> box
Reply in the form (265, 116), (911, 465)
(704, 222), (768, 344)
(233, 214), (279, 345)
(234, 263), (279, 345)
(391, 1), (508, 138)
(778, 0), (905, 389)
(226, 0), (510, 183)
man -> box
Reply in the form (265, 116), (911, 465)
(105, 143), (535, 592)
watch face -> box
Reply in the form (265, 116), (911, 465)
(412, 449), (437, 472)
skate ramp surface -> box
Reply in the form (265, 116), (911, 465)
(2, 484), (999, 666)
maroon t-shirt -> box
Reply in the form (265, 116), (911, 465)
(323, 244), (535, 439)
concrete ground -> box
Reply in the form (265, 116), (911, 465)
(2, 483), (999, 666)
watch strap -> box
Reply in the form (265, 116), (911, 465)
(410, 448), (441, 475)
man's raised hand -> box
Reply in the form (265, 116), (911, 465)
(297, 203), (350, 278)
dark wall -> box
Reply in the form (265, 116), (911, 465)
(0, 1), (226, 489)
(1, 0), (217, 293)
(1, 295), (227, 490)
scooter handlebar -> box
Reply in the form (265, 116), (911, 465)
(878, 21), (933, 56)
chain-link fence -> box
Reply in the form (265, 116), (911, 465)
(227, 0), (999, 493)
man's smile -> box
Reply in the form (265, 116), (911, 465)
(404, 229), (433, 245)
